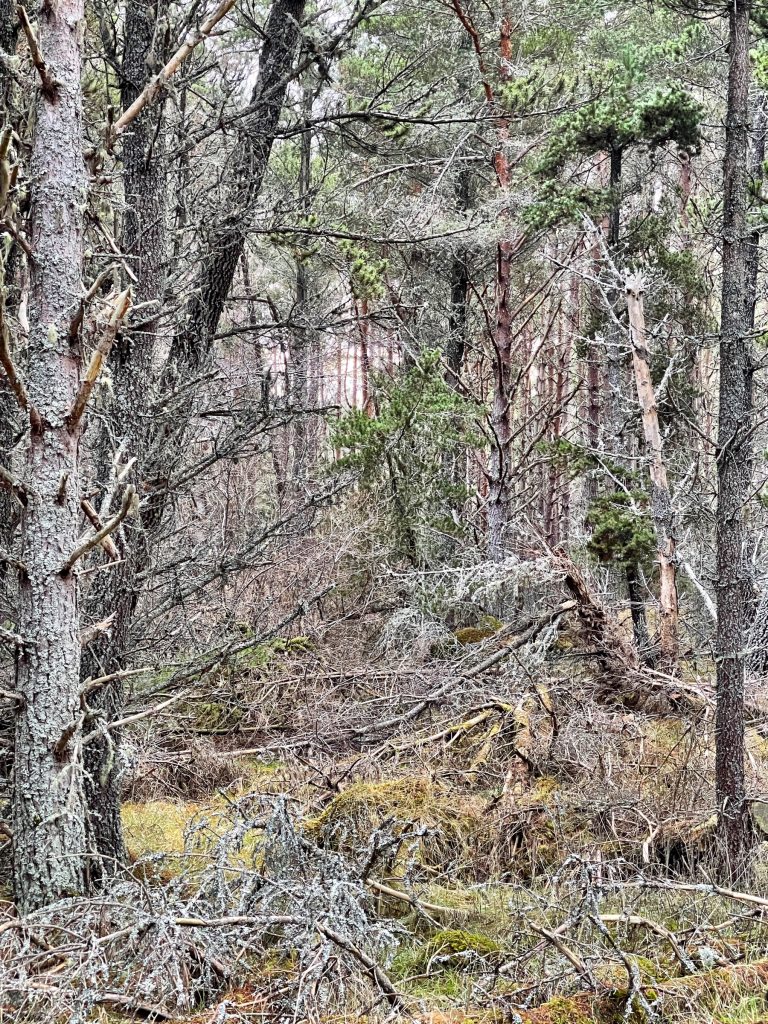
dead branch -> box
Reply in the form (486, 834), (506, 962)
(66, 288), (131, 429)
(0, 279), (28, 413)
(79, 613), (116, 649)
(80, 498), (120, 560)
(59, 485), (136, 576)
(529, 922), (594, 986)
(16, 6), (58, 98)
(109, 0), (239, 141)
(599, 914), (695, 974)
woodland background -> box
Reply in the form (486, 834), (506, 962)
(2, 0), (768, 1021)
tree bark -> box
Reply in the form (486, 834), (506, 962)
(625, 275), (679, 671)
(715, 0), (754, 878)
(13, 0), (88, 912)
(79, 0), (169, 879)
(169, 0), (306, 371)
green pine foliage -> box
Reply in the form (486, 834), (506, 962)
(331, 352), (481, 562)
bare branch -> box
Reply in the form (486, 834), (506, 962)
(0, 462), (27, 506)
(16, 5), (58, 98)
(0, 262), (29, 413)
(67, 288), (131, 430)
(59, 485), (136, 576)
(80, 498), (120, 560)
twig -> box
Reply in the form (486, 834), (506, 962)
(82, 690), (188, 743)
(67, 288), (131, 429)
(16, 6), (58, 98)
(530, 923), (594, 986)
(0, 625), (25, 650)
(59, 485), (136, 575)
(599, 914), (695, 974)
(0, 463), (27, 506)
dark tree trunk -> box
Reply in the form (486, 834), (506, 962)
(715, 0), (754, 878)
(169, 0), (306, 371)
(14, 0), (88, 912)
(79, 0), (169, 880)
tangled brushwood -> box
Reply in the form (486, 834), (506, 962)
(0, 798), (402, 1022)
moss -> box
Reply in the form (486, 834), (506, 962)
(306, 776), (483, 869)
(419, 929), (503, 967)
(454, 627), (496, 645)
(515, 993), (624, 1024)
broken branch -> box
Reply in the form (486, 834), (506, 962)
(59, 485), (136, 576)
(16, 6), (58, 98)
(67, 288), (131, 430)
(80, 498), (120, 560)
(109, 0), (239, 141)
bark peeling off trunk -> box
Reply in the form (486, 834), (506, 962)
(14, 0), (88, 912)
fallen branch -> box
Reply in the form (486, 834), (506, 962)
(530, 923), (594, 986)
(599, 913), (695, 974)
(355, 600), (575, 738)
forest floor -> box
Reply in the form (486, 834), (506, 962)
(6, 563), (768, 1022)
(79, 579), (768, 1024)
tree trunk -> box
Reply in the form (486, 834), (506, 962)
(78, 0), (169, 879)
(715, 0), (754, 878)
(625, 275), (679, 671)
(169, 0), (306, 371)
(76, 0), (306, 874)
(13, 0), (87, 912)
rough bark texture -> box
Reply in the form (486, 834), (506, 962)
(625, 275), (679, 671)
(715, 0), (754, 878)
(0, 2), (22, 583)
(79, 0), (169, 878)
(13, 0), (88, 912)
(169, 0), (306, 370)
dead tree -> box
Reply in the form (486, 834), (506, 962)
(625, 274), (679, 671)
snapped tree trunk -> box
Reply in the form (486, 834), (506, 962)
(625, 274), (679, 671)
(715, 0), (754, 878)
(13, 0), (88, 912)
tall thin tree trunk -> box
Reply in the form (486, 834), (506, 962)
(79, 0), (169, 879)
(14, 0), (88, 912)
(715, 0), (754, 877)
